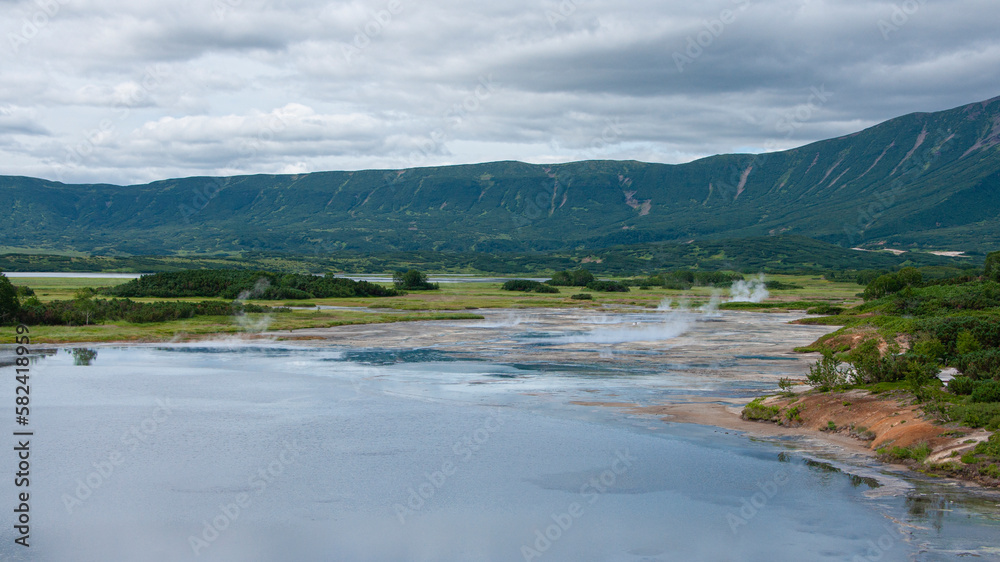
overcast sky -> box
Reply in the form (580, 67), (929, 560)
(0, 0), (997, 185)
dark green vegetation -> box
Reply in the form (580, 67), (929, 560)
(793, 255), (1000, 483)
(0, 273), (281, 326)
(585, 280), (630, 292)
(629, 270), (745, 290)
(0, 273), (20, 324)
(3, 96), (1000, 257)
(392, 269), (438, 291)
(500, 280), (559, 293)
(0, 235), (970, 276)
(546, 269), (596, 286)
(102, 270), (401, 299)
(741, 398), (781, 421)
(18, 296), (279, 326)
(0, 269), (408, 327)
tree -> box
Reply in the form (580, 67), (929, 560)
(73, 288), (98, 325)
(547, 268), (594, 287)
(393, 269), (438, 290)
(985, 251), (1000, 282)
(862, 268), (921, 301)
(0, 273), (20, 325)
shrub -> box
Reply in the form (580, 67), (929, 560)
(974, 432), (1000, 458)
(765, 281), (804, 290)
(785, 405), (802, 423)
(102, 270), (402, 299)
(585, 280), (630, 292)
(0, 273), (19, 325)
(944, 402), (1000, 428)
(394, 269), (439, 291)
(957, 349), (1000, 380)
(807, 350), (850, 391)
(918, 317), (1000, 355)
(847, 339), (905, 384)
(985, 251), (1000, 282)
(905, 358), (940, 402)
(956, 330), (983, 356)
(742, 398), (779, 421)
(911, 336), (946, 363)
(880, 442), (931, 463)
(863, 273), (905, 300)
(971, 380), (1000, 403)
(778, 377), (794, 395)
(806, 304), (844, 315)
(570, 293), (593, 300)
(948, 376), (975, 396)
(547, 269), (595, 287)
(501, 280), (559, 293)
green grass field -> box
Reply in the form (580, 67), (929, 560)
(8, 274), (864, 343)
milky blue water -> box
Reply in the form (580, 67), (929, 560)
(2, 313), (999, 561)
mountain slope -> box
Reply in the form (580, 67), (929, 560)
(2, 96), (999, 255)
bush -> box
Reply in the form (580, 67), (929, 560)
(971, 380), (1000, 403)
(765, 281), (804, 290)
(15, 297), (280, 326)
(847, 339), (897, 384)
(807, 350), (850, 391)
(103, 270), (402, 299)
(547, 269), (595, 287)
(742, 398), (780, 421)
(911, 336), (946, 363)
(0, 273), (19, 325)
(948, 376), (975, 396)
(501, 279), (559, 293)
(956, 349), (1000, 380)
(941, 402), (1000, 428)
(585, 280), (630, 292)
(984, 251), (1000, 282)
(956, 330), (983, 355)
(785, 405), (802, 423)
(806, 304), (844, 315)
(917, 316), (1000, 355)
(863, 273), (906, 301)
(879, 442), (931, 463)
(393, 269), (439, 291)
(570, 293), (593, 300)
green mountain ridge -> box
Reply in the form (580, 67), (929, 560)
(2, 95), (999, 256)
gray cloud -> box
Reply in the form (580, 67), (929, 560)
(0, 0), (997, 185)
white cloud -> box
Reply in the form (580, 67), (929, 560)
(0, 0), (996, 184)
